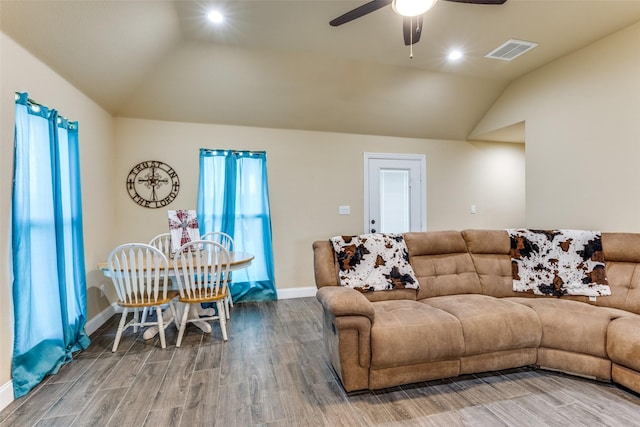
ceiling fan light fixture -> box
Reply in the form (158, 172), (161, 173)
(392, 0), (438, 17)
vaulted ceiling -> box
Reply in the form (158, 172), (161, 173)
(3, 1), (640, 141)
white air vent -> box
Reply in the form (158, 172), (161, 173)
(485, 39), (538, 61)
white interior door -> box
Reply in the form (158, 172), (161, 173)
(364, 153), (426, 234)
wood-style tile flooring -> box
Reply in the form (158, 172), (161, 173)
(1, 297), (639, 426)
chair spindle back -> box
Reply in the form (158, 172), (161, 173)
(107, 243), (170, 305)
(173, 240), (230, 301)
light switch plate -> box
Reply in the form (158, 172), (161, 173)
(339, 205), (350, 215)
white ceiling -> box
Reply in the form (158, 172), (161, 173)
(3, 0), (640, 140)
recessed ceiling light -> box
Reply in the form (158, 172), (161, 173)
(207, 10), (224, 24)
(448, 50), (463, 61)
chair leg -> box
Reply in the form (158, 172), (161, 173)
(113, 308), (129, 352)
(140, 307), (149, 325)
(176, 303), (191, 348)
(227, 282), (234, 308)
(156, 306), (167, 349)
(225, 281), (232, 319)
(168, 301), (179, 330)
(216, 300), (228, 341)
(133, 308), (140, 333)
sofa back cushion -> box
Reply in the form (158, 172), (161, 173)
(462, 229), (539, 298)
(405, 230), (482, 299)
(562, 233), (640, 315)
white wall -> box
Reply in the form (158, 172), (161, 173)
(472, 21), (640, 232)
(114, 118), (525, 291)
(0, 31), (116, 400)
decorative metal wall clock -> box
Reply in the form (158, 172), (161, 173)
(126, 160), (180, 208)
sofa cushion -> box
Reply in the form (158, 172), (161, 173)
(508, 297), (625, 359)
(405, 230), (482, 299)
(330, 233), (419, 292)
(370, 300), (464, 369)
(607, 316), (640, 372)
(422, 294), (542, 356)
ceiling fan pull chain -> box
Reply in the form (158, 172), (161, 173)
(410, 16), (414, 59)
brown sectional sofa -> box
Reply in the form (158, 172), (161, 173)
(313, 229), (640, 393)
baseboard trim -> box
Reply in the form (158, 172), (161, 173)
(0, 380), (13, 412)
(85, 302), (120, 336)
(277, 286), (317, 300)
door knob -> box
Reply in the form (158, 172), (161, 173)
(371, 229), (376, 233)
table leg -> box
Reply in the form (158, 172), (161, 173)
(143, 302), (214, 339)
(189, 304), (213, 333)
(142, 307), (173, 340)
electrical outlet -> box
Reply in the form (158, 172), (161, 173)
(339, 205), (351, 215)
(100, 284), (105, 298)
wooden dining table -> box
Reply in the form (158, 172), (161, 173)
(97, 251), (255, 276)
(97, 251), (254, 338)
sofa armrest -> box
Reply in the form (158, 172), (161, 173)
(316, 286), (375, 323)
(317, 286), (373, 391)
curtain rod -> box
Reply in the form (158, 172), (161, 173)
(15, 92), (45, 109)
(15, 92), (76, 127)
(200, 148), (266, 155)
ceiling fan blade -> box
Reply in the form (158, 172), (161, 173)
(443, 0), (507, 4)
(403, 14), (423, 46)
(330, 0), (392, 26)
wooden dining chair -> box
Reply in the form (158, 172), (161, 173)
(173, 240), (231, 346)
(201, 231), (233, 250)
(144, 232), (176, 324)
(148, 232), (172, 258)
(107, 243), (179, 351)
(201, 231), (234, 317)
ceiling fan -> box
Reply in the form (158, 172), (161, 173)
(330, 0), (507, 46)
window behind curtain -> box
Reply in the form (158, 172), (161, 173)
(198, 149), (277, 303)
(12, 93), (90, 398)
